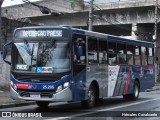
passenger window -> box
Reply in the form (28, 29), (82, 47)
(99, 40), (107, 64)
(74, 36), (86, 64)
(148, 47), (154, 64)
(135, 46), (141, 65)
(127, 45), (134, 65)
(108, 42), (117, 65)
(88, 37), (98, 64)
(141, 46), (147, 65)
(117, 43), (126, 64)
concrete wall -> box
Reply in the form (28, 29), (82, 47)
(28, 7), (155, 26)
(0, 55), (10, 90)
(2, 0), (84, 19)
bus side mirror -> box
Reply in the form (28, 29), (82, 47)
(2, 41), (12, 65)
(77, 45), (83, 56)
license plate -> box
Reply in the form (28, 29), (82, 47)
(30, 93), (40, 98)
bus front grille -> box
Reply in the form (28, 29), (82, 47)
(19, 90), (55, 98)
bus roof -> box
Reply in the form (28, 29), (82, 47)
(15, 26), (71, 30)
(14, 26), (154, 47)
(72, 28), (154, 48)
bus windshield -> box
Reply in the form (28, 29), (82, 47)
(13, 40), (70, 73)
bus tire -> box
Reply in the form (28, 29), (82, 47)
(36, 101), (50, 108)
(123, 94), (130, 100)
(81, 85), (96, 109)
(130, 81), (139, 101)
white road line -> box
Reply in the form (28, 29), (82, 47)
(45, 98), (160, 120)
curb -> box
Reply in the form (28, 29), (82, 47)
(0, 102), (35, 109)
(146, 87), (160, 92)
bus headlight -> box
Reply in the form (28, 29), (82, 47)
(10, 81), (17, 91)
(56, 82), (70, 93)
(56, 85), (63, 93)
(63, 82), (69, 88)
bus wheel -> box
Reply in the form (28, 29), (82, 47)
(36, 101), (50, 108)
(81, 85), (96, 108)
(131, 81), (139, 100)
(123, 94), (130, 100)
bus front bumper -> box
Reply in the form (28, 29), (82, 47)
(10, 87), (72, 102)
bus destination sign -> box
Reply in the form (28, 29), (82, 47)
(15, 29), (63, 38)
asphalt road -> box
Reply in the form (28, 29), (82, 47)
(0, 90), (160, 120)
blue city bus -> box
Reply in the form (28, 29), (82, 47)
(2, 26), (155, 108)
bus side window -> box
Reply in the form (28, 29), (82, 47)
(74, 37), (86, 64)
(135, 46), (141, 65)
(141, 46), (147, 65)
(127, 45), (134, 65)
(88, 37), (98, 64)
(117, 43), (126, 64)
(99, 40), (108, 64)
(108, 42), (117, 65)
(148, 47), (153, 64)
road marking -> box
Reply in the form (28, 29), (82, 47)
(0, 91), (3, 92)
(46, 98), (160, 120)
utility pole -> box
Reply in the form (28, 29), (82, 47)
(88, 0), (94, 31)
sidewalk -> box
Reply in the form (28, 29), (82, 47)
(0, 83), (160, 109)
(0, 90), (34, 108)
(146, 83), (160, 92)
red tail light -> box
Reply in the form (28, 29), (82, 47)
(16, 84), (29, 89)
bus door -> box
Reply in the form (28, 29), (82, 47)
(73, 35), (86, 100)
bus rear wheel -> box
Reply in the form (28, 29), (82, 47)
(123, 81), (139, 101)
(131, 81), (139, 100)
(36, 101), (50, 108)
(81, 85), (96, 108)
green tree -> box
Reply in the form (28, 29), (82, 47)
(70, 0), (78, 9)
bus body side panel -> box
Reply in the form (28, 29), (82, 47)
(138, 65), (155, 92)
(86, 65), (103, 99)
(112, 65), (129, 96)
(112, 65), (155, 97)
(126, 65), (155, 93)
(100, 65), (108, 97)
(71, 69), (86, 101)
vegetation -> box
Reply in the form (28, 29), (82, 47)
(70, 0), (79, 9)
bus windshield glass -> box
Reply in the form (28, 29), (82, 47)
(13, 40), (70, 73)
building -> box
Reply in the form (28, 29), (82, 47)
(2, 0), (159, 41)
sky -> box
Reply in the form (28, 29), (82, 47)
(2, 0), (41, 7)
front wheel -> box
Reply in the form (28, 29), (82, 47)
(81, 85), (96, 108)
(36, 101), (50, 108)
